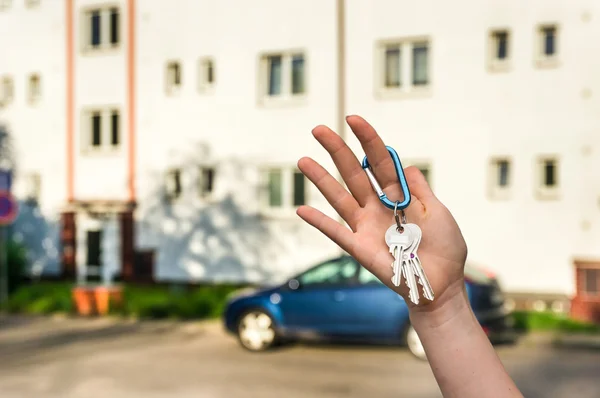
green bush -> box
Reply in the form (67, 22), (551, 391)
(6, 240), (27, 294)
(6, 282), (73, 314)
(6, 282), (244, 319)
(513, 311), (600, 334)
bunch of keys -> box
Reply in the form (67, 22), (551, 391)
(362, 146), (435, 305)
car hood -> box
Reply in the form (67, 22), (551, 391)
(227, 284), (282, 301)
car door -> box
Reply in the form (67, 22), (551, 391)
(338, 265), (410, 338)
(277, 256), (359, 335)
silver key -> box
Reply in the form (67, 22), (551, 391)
(384, 225), (412, 287)
(404, 224), (434, 302)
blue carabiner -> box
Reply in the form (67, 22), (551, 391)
(361, 146), (411, 210)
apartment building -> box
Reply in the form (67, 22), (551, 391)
(1, 0), (599, 317)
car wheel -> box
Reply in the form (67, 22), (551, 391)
(405, 325), (427, 360)
(237, 310), (277, 352)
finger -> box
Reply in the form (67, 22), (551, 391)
(298, 157), (361, 229)
(312, 125), (374, 207)
(296, 206), (355, 252)
(346, 115), (400, 193)
(404, 166), (436, 206)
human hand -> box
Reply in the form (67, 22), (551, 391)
(297, 115), (468, 313)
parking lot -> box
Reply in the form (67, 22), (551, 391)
(0, 316), (599, 398)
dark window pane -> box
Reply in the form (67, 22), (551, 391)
(200, 167), (214, 197)
(544, 160), (556, 186)
(385, 47), (401, 87)
(268, 169), (282, 207)
(543, 27), (556, 56)
(495, 32), (508, 59)
(298, 257), (357, 286)
(91, 10), (101, 47)
(168, 170), (182, 198)
(268, 56), (282, 96)
(412, 43), (429, 85)
(174, 64), (181, 85)
(86, 230), (102, 266)
(585, 270), (599, 294)
(291, 55), (305, 94)
(91, 112), (101, 146)
(293, 171), (305, 206)
(206, 61), (214, 83)
(497, 160), (509, 187)
(111, 111), (119, 146)
(418, 166), (430, 184)
(110, 8), (119, 45)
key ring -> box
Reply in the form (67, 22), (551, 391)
(362, 146), (411, 210)
(394, 201), (406, 232)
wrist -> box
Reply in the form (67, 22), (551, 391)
(409, 281), (473, 331)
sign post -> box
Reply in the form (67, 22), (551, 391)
(0, 170), (17, 307)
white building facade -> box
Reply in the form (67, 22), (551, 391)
(1, 0), (600, 301)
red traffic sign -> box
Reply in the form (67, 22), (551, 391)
(0, 191), (18, 225)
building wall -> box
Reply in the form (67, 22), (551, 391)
(1, 0), (599, 294)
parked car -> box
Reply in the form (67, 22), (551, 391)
(223, 255), (516, 359)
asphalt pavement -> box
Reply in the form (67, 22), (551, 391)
(0, 316), (598, 398)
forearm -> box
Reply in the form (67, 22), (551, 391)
(409, 284), (523, 398)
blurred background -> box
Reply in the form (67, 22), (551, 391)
(0, 0), (599, 397)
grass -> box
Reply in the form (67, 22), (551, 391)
(4, 282), (246, 320)
(513, 311), (600, 334)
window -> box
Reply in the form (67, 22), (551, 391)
(358, 266), (383, 285)
(536, 156), (559, 199)
(488, 29), (511, 71)
(377, 38), (430, 96)
(267, 169), (283, 207)
(0, 0), (11, 11)
(260, 52), (306, 102)
(110, 110), (119, 146)
(263, 168), (306, 211)
(166, 61), (182, 94)
(83, 7), (120, 51)
(25, 0), (40, 8)
(536, 25), (559, 67)
(91, 112), (102, 147)
(28, 74), (41, 104)
(82, 108), (121, 151)
(166, 169), (182, 200)
(416, 164), (431, 185)
(198, 166), (215, 198)
(582, 269), (599, 296)
(198, 58), (215, 93)
(24, 173), (41, 204)
(0, 76), (13, 105)
(298, 257), (358, 287)
(488, 158), (511, 200)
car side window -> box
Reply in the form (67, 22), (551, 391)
(358, 266), (384, 285)
(298, 257), (358, 287)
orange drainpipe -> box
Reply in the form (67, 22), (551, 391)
(65, 0), (74, 202)
(127, 0), (136, 202)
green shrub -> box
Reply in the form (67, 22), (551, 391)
(513, 311), (600, 334)
(6, 282), (73, 314)
(5, 240), (27, 294)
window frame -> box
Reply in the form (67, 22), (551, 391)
(260, 165), (308, 216)
(535, 155), (560, 200)
(375, 36), (432, 99)
(581, 268), (600, 297)
(487, 28), (512, 72)
(165, 60), (183, 95)
(80, 107), (122, 154)
(488, 156), (512, 200)
(0, 76), (14, 106)
(258, 50), (307, 106)
(535, 23), (560, 69)
(198, 57), (215, 93)
(81, 5), (121, 53)
(197, 164), (216, 200)
(165, 168), (183, 202)
(27, 73), (41, 104)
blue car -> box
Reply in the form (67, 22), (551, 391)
(223, 255), (515, 359)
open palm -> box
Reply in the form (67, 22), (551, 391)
(297, 116), (468, 311)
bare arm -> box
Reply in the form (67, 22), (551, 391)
(296, 115), (522, 398)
